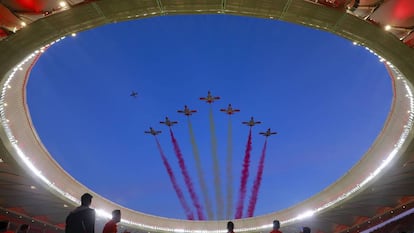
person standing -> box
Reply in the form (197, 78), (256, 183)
(65, 193), (95, 233)
(269, 220), (282, 233)
(300, 227), (311, 233)
(102, 210), (121, 233)
(227, 221), (235, 233)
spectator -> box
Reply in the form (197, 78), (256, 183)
(65, 193), (95, 233)
(301, 227), (311, 233)
(102, 210), (121, 233)
(227, 221), (235, 233)
(269, 220), (282, 233)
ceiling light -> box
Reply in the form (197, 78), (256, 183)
(71, 33), (77, 37)
(384, 25), (392, 31)
(20, 22), (26, 27)
(59, 1), (67, 7)
(30, 185), (36, 189)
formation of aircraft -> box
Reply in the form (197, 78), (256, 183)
(259, 128), (277, 137)
(242, 117), (262, 127)
(141, 92), (275, 136)
(177, 105), (197, 116)
(144, 127), (162, 136)
(220, 104), (240, 115)
(199, 91), (220, 104)
(130, 91), (138, 98)
(160, 117), (178, 127)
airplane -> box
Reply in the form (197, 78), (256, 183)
(130, 91), (138, 98)
(177, 105), (197, 116)
(220, 104), (240, 115)
(199, 90), (220, 104)
(242, 117), (262, 127)
(259, 128), (277, 137)
(160, 117), (178, 127)
(144, 127), (161, 136)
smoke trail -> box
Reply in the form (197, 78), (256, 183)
(170, 128), (205, 220)
(154, 137), (195, 220)
(209, 106), (224, 219)
(246, 139), (268, 218)
(234, 128), (253, 219)
(226, 117), (233, 219)
(187, 118), (214, 219)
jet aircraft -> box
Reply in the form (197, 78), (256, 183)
(130, 91), (138, 98)
(177, 105), (197, 116)
(144, 127), (161, 136)
(199, 91), (220, 103)
(220, 104), (240, 115)
(259, 128), (277, 137)
(160, 117), (178, 127)
(242, 117), (262, 127)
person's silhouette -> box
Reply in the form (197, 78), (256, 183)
(227, 221), (235, 233)
(65, 193), (96, 233)
(300, 227), (311, 233)
(270, 220), (282, 233)
(102, 210), (121, 233)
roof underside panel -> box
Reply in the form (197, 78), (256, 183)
(1, 0), (44, 13)
(403, 32), (414, 47)
(0, 3), (21, 31)
(370, 0), (414, 27)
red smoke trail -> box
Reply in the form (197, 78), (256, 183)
(155, 137), (195, 220)
(234, 128), (253, 219)
(170, 129), (205, 220)
(246, 139), (268, 218)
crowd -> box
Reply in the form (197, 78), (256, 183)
(1, 192), (315, 233)
(64, 193), (311, 233)
(0, 192), (312, 233)
(4, 193), (414, 233)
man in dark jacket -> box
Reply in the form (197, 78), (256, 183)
(269, 220), (282, 233)
(300, 227), (311, 233)
(227, 221), (235, 233)
(66, 193), (95, 233)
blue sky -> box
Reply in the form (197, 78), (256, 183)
(27, 14), (392, 220)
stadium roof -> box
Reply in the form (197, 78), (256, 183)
(1, 1), (414, 233)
